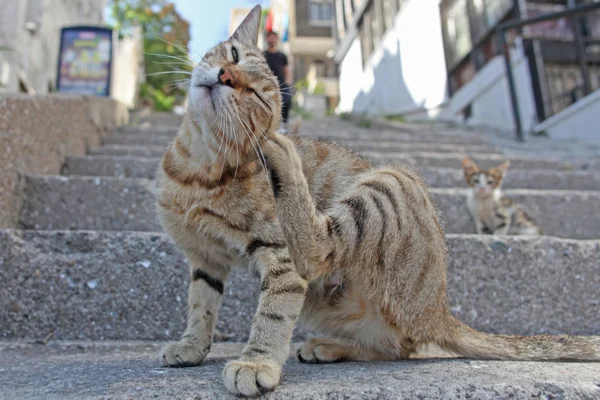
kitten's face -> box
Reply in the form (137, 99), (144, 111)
(462, 157), (509, 198)
(188, 6), (281, 150)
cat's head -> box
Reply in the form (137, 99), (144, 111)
(187, 6), (281, 149)
(462, 157), (509, 198)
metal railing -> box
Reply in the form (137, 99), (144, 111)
(496, 1), (600, 141)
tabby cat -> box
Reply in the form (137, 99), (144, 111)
(462, 157), (542, 235)
(156, 6), (598, 397)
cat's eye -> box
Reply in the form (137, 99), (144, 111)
(231, 46), (239, 63)
(487, 179), (494, 185)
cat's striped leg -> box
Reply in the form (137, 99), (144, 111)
(222, 244), (306, 396)
(161, 252), (228, 367)
(262, 134), (337, 281)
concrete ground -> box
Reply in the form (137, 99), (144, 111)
(1, 341), (599, 400)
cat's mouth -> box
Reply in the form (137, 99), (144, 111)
(196, 84), (217, 110)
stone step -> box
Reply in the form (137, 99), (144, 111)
(63, 156), (160, 179)
(104, 134), (173, 147)
(19, 176), (600, 239)
(1, 230), (598, 342)
(421, 167), (600, 191)
(91, 140), (580, 171)
(19, 176), (160, 232)
(101, 131), (496, 154)
(116, 125), (179, 136)
(1, 341), (598, 400)
(433, 188), (600, 239)
(372, 151), (581, 170)
(63, 156), (600, 191)
(301, 118), (489, 144)
(90, 144), (166, 158)
(323, 140), (500, 154)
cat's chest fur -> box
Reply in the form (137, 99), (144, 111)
(156, 163), (282, 261)
(467, 190), (502, 229)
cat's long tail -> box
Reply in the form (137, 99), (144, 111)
(444, 319), (600, 361)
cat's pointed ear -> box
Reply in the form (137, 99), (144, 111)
(232, 5), (262, 46)
(492, 161), (510, 178)
(462, 157), (479, 176)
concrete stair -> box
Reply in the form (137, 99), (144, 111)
(1, 229), (598, 342)
(4, 116), (600, 398)
(63, 155), (600, 190)
(18, 175), (600, 238)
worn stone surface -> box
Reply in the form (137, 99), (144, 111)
(0, 95), (128, 228)
(117, 125), (179, 136)
(63, 156), (160, 179)
(19, 175), (600, 238)
(0, 341), (599, 400)
(1, 230), (598, 341)
(301, 118), (488, 145)
(104, 133), (174, 146)
(19, 176), (161, 232)
(420, 167), (600, 191)
(369, 151), (581, 170)
(90, 144), (166, 158)
(430, 188), (600, 239)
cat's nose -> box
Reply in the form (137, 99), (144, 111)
(218, 68), (235, 87)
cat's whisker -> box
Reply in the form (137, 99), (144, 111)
(218, 111), (234, 183)
(157, 37), (193, 58)
(144, 70), (192, 77)
(145, 52), (195, 68)
(235, 112), (267, 172)
(211, 115), (226, 166)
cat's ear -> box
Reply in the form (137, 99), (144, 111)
(232, 5), (262, 46)
(491, 161), (510, 178)
(462, 157), (479, 176)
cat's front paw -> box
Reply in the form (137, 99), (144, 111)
(222, 359), (281, 396)
(160, 338), (210, 367)
(262, 134), (303, 197)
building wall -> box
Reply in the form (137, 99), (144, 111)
(443, 41), (539, 134)
(0, 0), (105, 94)
(533, 87), (600, 142)
(295, 0), (333, 38)
(337, 0), (448, 116)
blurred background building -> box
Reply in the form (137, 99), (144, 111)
(267, 0), (339, 115)
(0, 0), (106, 94)
(333, 0), (600, 139)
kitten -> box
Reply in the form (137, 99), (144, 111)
(462, 157), (542, 236)
(156, 6), (598, 397)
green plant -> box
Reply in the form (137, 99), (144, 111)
(385, 114), (406, 123)
(357, 117), (371, 128)
(311, 81), (326, 96)
(141, 83), (176, 111)
(339, 112), (351, 121)
(108, 0), (192, 111)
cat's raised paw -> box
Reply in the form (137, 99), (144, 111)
(222, 359), (281, 396)
(160, 339), (209, 367)
(263, 135), (302, 172)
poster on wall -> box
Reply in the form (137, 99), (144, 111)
(56, 26), (113, 96)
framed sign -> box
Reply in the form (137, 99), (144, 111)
(56, 26), (113, 96)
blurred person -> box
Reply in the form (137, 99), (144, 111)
(263, 30), (292, 133)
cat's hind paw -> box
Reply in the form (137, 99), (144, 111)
(297, 338), (346, 364)
(160, 339), (210, 367)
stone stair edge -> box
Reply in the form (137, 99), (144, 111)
(21, 174), (600, 195)
(3, 228), (600, 244)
